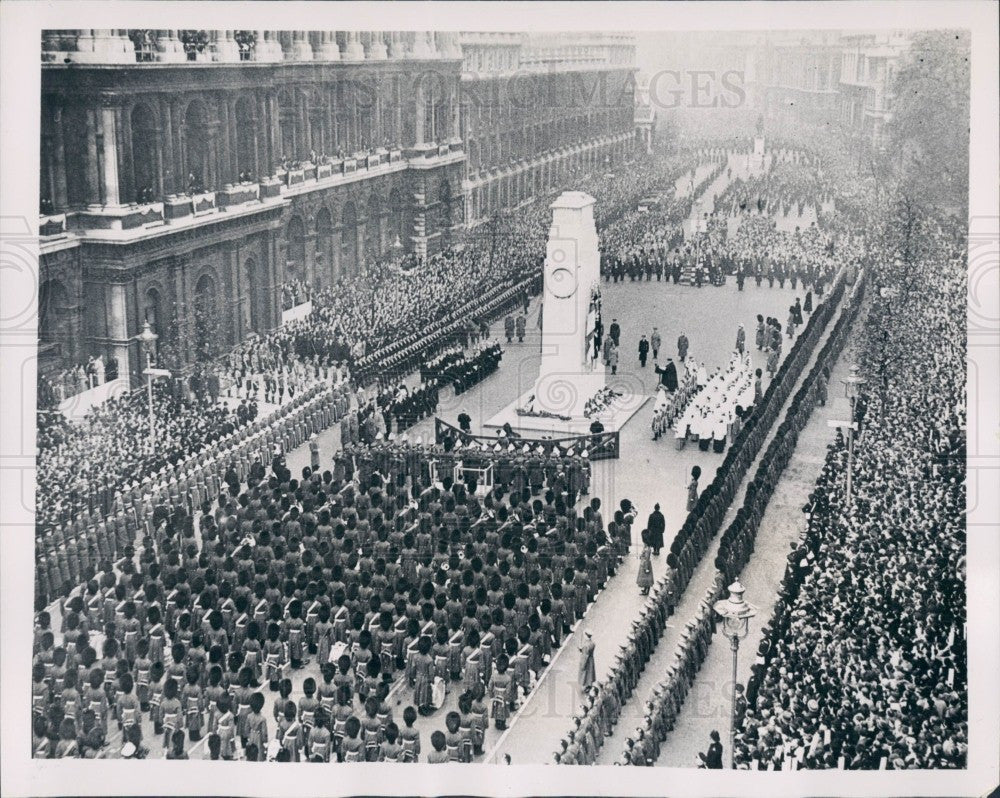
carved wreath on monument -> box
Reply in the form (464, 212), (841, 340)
(547, 247), (577, 298)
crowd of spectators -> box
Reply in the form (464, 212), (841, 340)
(36, 386), (246, 533)
(36, 149), (716, 546)
(731, 218), (966, 770)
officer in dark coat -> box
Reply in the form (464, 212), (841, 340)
(638, 335), (650, 368)
(699, 730), (724, 769)
(515, 314), (526, 343)
(609, 319), (621, 347)
(646, 503), (666, 556)
(504, 315), (515, 343)
(654, 358), (678, 392)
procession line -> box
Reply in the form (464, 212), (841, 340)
(483, 616), (578, 764)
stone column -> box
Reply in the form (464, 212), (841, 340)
(171, 259), (191, 364)
(151, 124), (166, 199)
(450, 75), (461, 141)
(316, 31), (341, 61)
(72, 29), (135, 64)
(268, 234), (282, 328)
(386, 32), (402, 59)
(159, 99), (176, 194)
(107, 282), (132, 383)
(118, 102), (136, 204)
(392, 76), (402, 147)
(437, 32), (461, 59)
(91, 98), (122, 207)
(50, 106), (69, 210)
(327, 228), (342, 283)
(413, 78), (426, 146)
(204, 117), (221, 190)
(411, 181), (427, 261)
(155, 30), (186, 63)
(267, 92), (281, 173)
(366, 32), (388, 60)
(411, 31), (433, 59)
(224, 97), (238, 180)
(210, 30), (240, 63)
(344, 32), (365, 60)
(291, 30), (314, 61)
(371, 74), (383, 148)
(222, 243), (240, 343)
(299, 91), (312, 156)
(251, 30), (279, 62)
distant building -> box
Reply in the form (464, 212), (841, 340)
(838, 32), (911, 150)
(634, 73), (656, 153)
(458, 32), (638, 224)
(762, 31), (843, 127)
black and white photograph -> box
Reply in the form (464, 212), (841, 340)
(0, 2), (997, 796)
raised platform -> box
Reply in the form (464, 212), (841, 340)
(484, 387), (650, 437)
(58, 377), (130, 421)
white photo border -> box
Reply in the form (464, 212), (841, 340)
(1, 2), (997, 796)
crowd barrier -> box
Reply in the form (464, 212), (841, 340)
(433, 418), (620, 461)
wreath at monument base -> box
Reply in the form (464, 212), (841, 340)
(583, 386), (623, 419)
(515, 395), (572, 422)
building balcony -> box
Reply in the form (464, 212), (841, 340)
(281, 166), (307, 187)
(76, 201), (166, 230)
(162, 191), (216, 221)
(40, 142), (457, 252)
(39, 213), (67, 238)
(217, 181), (260, 208)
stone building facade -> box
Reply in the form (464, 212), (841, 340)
(37, 30), (639, 383)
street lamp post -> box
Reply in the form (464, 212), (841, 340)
(713, 579), (757, 769)
(839, 364), (867, 507)
(135, 321), (159, 448)
(391, 234), (404, 267)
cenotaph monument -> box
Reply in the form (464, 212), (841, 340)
(749, 113), (766, 172)
(485, 191), (648, 436)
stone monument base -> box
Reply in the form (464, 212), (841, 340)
(750, 136), (766, 172)
(484, 387), (649, 437)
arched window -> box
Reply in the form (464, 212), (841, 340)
(182, 99), (211, 192)
(315, 208), (334, 284)
(365, 194), (382, 265)
(341, 202), (358, 275)
(130, 102), (159, 203)
(193, 273), (218, 361)
(234, 97), (258, 180)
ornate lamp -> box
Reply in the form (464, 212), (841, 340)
(713, 579), (757, 768)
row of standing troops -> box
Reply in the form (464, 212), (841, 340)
(620, 583), (720, 766)
(36, 381), (355, 607)
(627, 272), (858, 765)
(556, 277), (838, 764)
(336, 442), (592, 502)
(352, 279), (532, 388)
